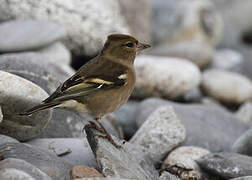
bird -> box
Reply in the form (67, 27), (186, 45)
(20, 34), (150, 148)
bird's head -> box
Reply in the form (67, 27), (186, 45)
(101, 34), (150, 64)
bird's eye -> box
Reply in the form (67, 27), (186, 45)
(125, 42), (134, 48)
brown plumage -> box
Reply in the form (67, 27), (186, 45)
(21, 34), (150, 148)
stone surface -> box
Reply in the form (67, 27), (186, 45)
(0, 107), (2, 124)
(0, 0), (129, 56)
(74, 178), (131, 180)
(0, 71), (52, 141)
(71, 165), (103, 179)
(0, 20), (65, 52)
(159, 172), (179, 180)
(136, 98), (249, 152)
(231, 177), (252, 180)
(211, 49), (244, 72)
(0, 134), (19, 145)
(118, 0), (151, 43)
(0, 52), (70, 94)
(0, 158), (52, 180)
(85, 128), (159, 180)
(130, 106), (186, 163)
(27, 138), (96, 167)
(36, 42), (71, 66)
(201, 69), (252, 105)
(151, 42), (214, 68)
(151, 0), (222, 46)
(162, 146), (210, 179)
(232, 128), (252, 157)
(0, 142), (72, 180)
(113, 101), (139, 139)
(236, 102), (252, 125)
(133, 55), (201, 99)
(197, 152), (252, 179)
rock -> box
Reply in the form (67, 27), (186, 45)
(118, 0), (151, 43)
(0, 142), (72, 179)
(39, 111), (120, 139)
(113, 101), (139, 139)
(133, 55), (201, 99)
(27, 138), (96, 167)
(85, 128), (159, 180)
(159, 172), (180, 180)
(162, 146), (210, 179)
(197, 152), (252, 179)
(236, 102), (252, 125)
(71, 165), (103, 179)
(201, 69), (252, 104)
(211, 49), (244, 72)
(36, 42), (71, 66)
(130, 106), (186, 163)
(0, 52), (70, 94)
(136, 98), (249, 152)
(151, 0), (222, 46)
(231, 177), (252, 180)
(0, 107), (2, 124)
(232, 128), (252, 156)
(0, 71), (52, 141)
(151, 42), (214, 68)
(0, 0), (129, 57)
(182, 87), (203, 102)
(0, 20), (65, 52)
(0, 134), (19, 145)
(0, 158), (52, 180)
(74, 178), (131, 180)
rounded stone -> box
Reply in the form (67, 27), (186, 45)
(0, 134), (19, 145)
(0, 158), (52, 180)
(0, 71), (52, 141)
(162, 146), (210, 179)
(0, 0), (130, 56)
(71, 165), (102, 178)
(0, 20), (65, 52)
(232, 128), (252, 156)
(201, 69), (252, 104)
(133, 55), (201, 99)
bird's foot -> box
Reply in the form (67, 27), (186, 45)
(83, 121), (103, 133)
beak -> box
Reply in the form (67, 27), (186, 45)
(136, 42), (151, 52)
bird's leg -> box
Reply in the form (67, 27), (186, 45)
(95, 117), (122, 148)
(83, 121), (103, 133)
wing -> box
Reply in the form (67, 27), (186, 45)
(43, 57), (128, 103)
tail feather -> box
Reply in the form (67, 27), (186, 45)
(20, 102), (60, 116)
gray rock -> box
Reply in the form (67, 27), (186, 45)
(236, 102), (252, 125)
(0, 52), (70, 94)
(0, 106), (2, 124)
(39, 110), (120, 139)
(201, 69), (252, 105)
(0, 158), (52, 180)
(0, 0), (129, 57)
(113, 101), (139, 139)
(118, 0), (151, 43)
(211, 49), (244, 72)
(27, 138), (96, 167)
(151, 42), (214, 68)
(197, 152), (252, 179)
(133, 55), (201, 99)
(151, 0), (222, 46)
(0, 20), (65, 52)
(232, 128), (252, 156)
(130, 106), (186, 163)
(0, 134), (19, 145)
(75, 178), (131, 180)
(0, 142), (72, 180)
(36, 42), (71, 66)
(0, 71), (52, 141)
(136, 98), (249, 152)
(85, 128), (159, 180)
(162, 146), (210, 179)
(159, 172), (180, 180)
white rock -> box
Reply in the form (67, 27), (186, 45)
(201, 69), (252, 104)
(162, 146), (210, 179)
(130, 106), (186, 163)
(236, 102), (252, 125)
(134, 55), (202, 99)
(0, 0), (130, 56)
(0, 71), (52, 141)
